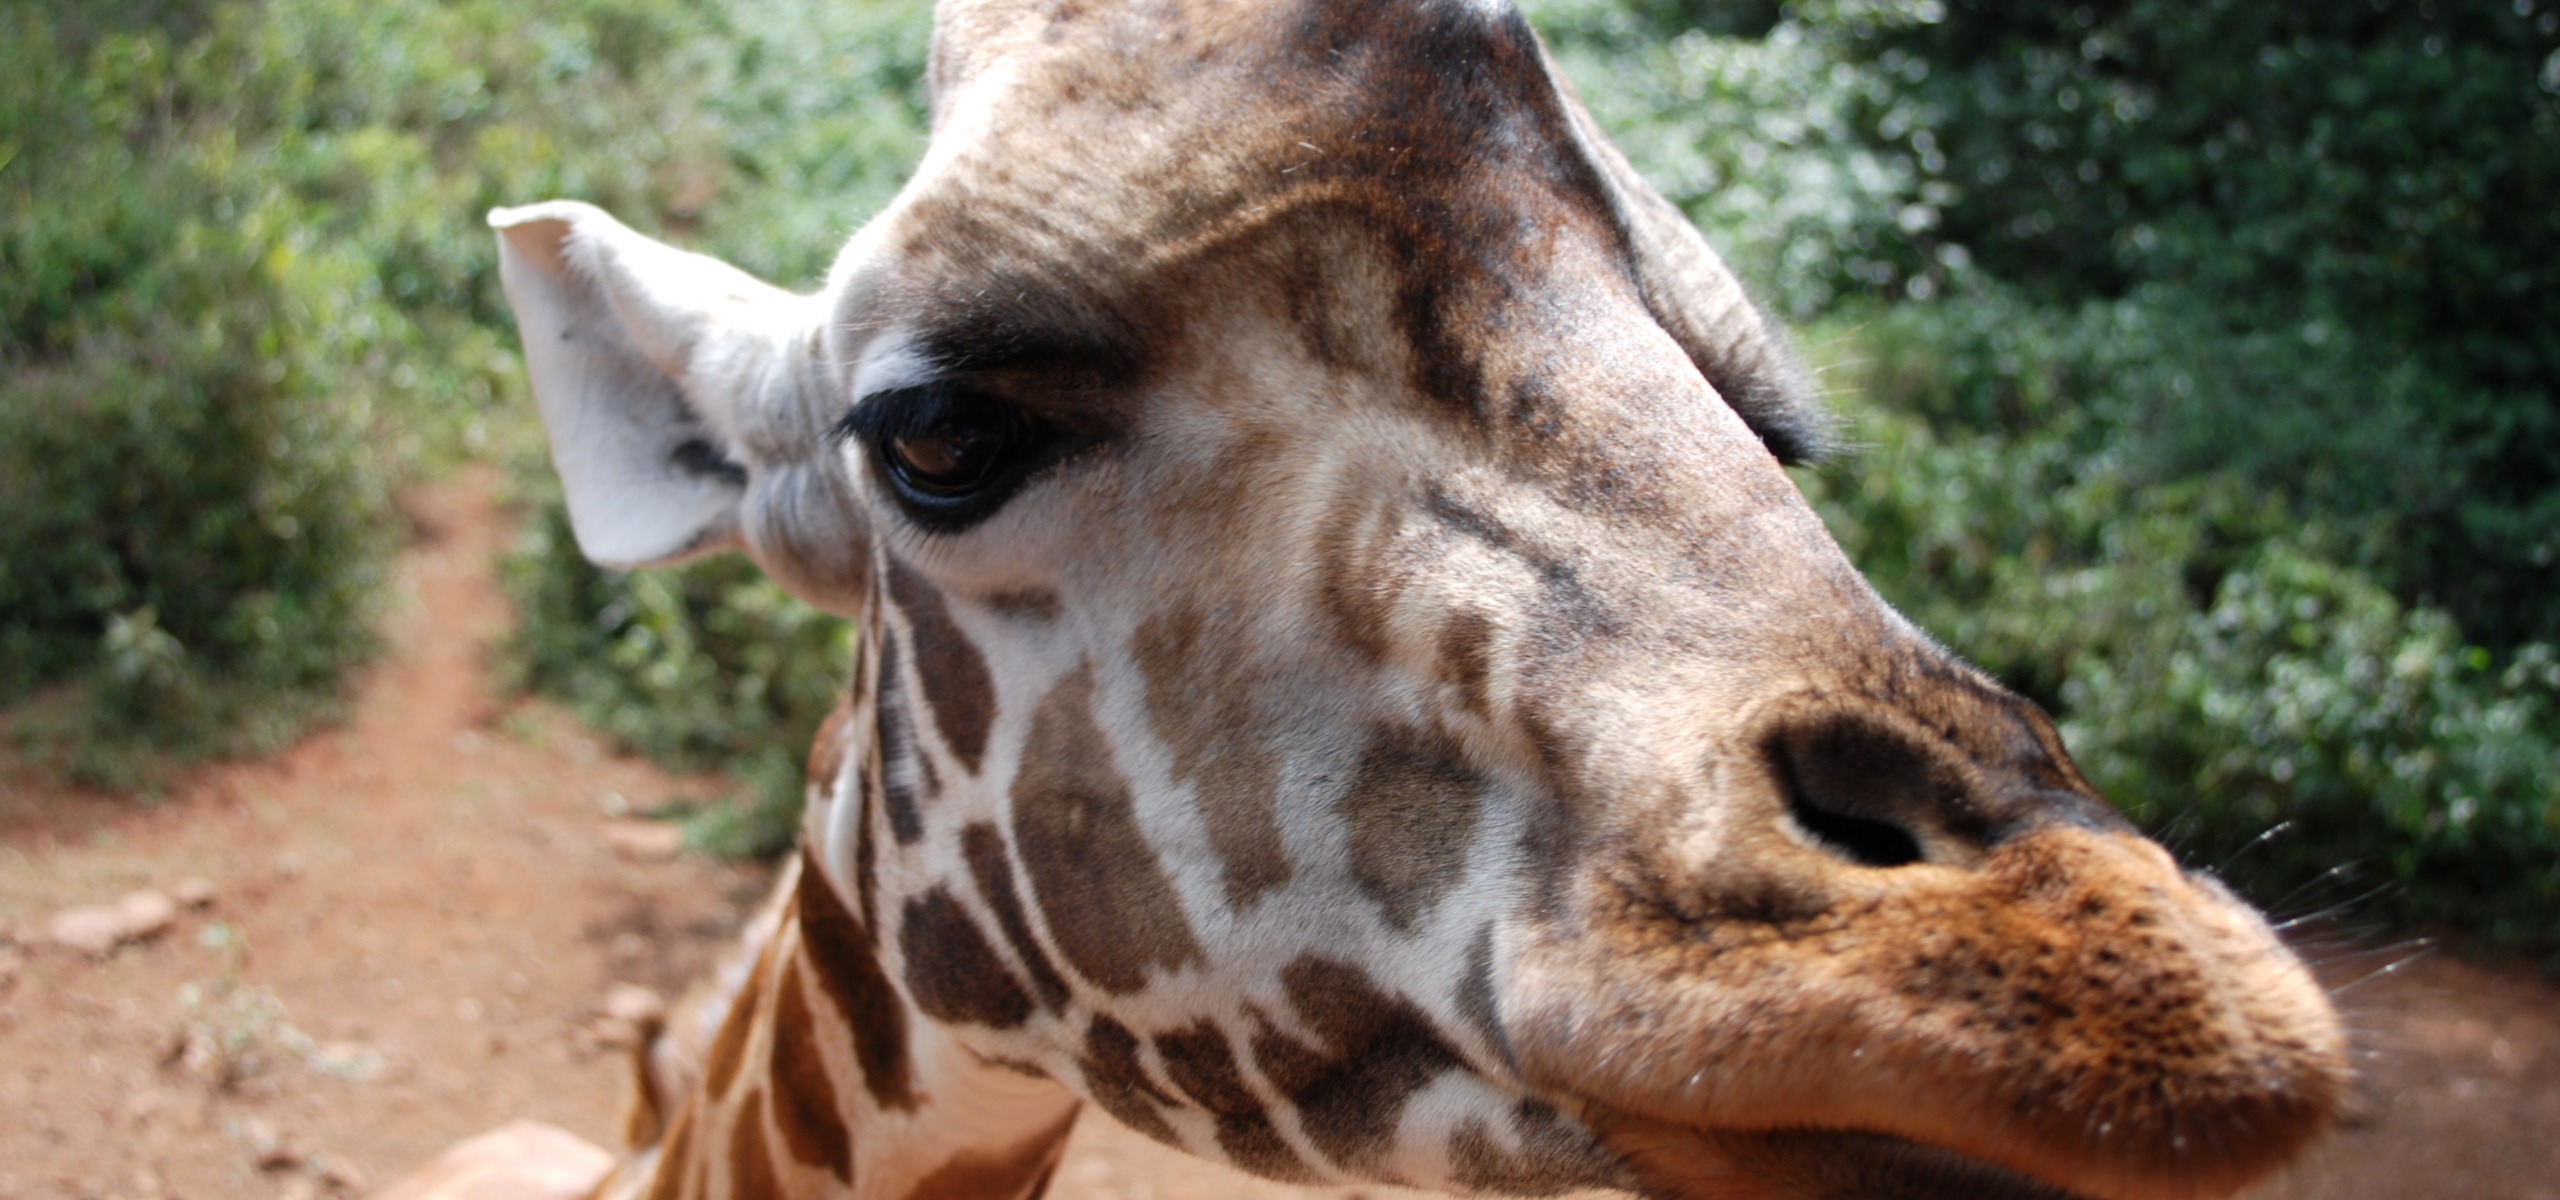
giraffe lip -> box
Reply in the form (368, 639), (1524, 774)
(1744, 1128), (2097, 1200)
(1613, 1124), (2102, 1200)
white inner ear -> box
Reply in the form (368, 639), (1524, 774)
(490, 201), (800, 569)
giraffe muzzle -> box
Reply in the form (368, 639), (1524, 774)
(1504, 823), (2349, 1200)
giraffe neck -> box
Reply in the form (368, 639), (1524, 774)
(600, 851), (1084, 1200)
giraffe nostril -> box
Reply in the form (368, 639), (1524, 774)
(1785, 783), (1925, 868)
(1763, 710), (1948, 869)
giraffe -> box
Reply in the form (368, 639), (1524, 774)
(436, 1), (2352, 1198)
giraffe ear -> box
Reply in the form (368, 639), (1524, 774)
(488, 201), (809, 569)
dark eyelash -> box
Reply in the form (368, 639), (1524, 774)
(832, 384), (975, 445)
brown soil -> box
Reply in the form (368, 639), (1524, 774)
(1, 472), (2553, 1200)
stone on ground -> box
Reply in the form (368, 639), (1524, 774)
(364, 1121), (612, 1200)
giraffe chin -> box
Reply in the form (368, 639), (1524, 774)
(1600, 1120), (2100, 1200)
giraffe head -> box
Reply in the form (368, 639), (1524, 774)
(490, 2), (2345, 1198)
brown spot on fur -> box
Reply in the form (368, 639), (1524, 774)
(1436, 608), (1497, 720)
(1154, 1020), (1317, 1182)
(1132, 608), (1291, 910)
(962, 823), (1073, 1011)
(729, 1093), (785, 1200)
(901, 886), (1036, 1029)
(1450, 1099), (1620, 1195)
(1011, 665), (1204, 993)
(855, 745), (882, 939)
(1313, 496), (1393, 663)
(1340, 729), (1482, 930)
(700, 940), (772, 1101)
(645, 1102), (696, 1200)
(887, 556), (999, 773)
(770, 957), (854, 1183)
(983, 587), (1064, 621)
(796, 853), (917, 1112)
(1080, 1015), (1182, 1145)
(1262, 222), (1395, 376)
(1252, 955), (1467, 1170)
(901, 1106), (1081, 1200)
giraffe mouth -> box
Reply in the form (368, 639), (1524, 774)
(1609, 1123), (2101, 1200)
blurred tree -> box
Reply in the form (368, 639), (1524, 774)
(1831, 0), (2560, 647)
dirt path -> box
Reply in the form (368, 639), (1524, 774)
(1, 473), (2552, 1199)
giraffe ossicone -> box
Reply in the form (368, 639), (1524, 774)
(439, 2), (2347, 1198)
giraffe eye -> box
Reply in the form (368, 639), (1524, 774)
(839, 384), (1073, 533)
(887, 416), (1017, 497)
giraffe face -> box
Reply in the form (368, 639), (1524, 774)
(491, 2), (2345, 1198)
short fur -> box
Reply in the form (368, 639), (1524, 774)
(474, 3), (2347, 1200)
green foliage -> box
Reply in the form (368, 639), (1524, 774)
(1823, 0), (2560, 647)
(494, 0), (930, 853)
(0, 0), (738, 777)
(680, 0), (934, 285)
(0, 0), (928, 834)
(1, 1), (392, 771)
(502, 488), (854, 856)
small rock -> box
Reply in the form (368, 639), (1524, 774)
(362, 1121), (610, 1200)
(237, 1114), (299, 1169)
(48, 890), (179, 955)
(172, 878), (218, 909)
(115, 891), (177, 941)
(600, 983), (664, 1026)
(49, 906), (127, 956)
(122, 1087), (171, 1125)
(277, 1173), (319, 1200)
(314, 1159), (368, 1194)
(307, 1040), (384, 1082)
(0, 945), (22, 991)
(598, 820), (684, 862)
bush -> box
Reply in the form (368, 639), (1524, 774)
(1822, 0), (2560, 648)
(494, 0), (930, 852)
(502, 489), (854, 855)
(1, 4), (392, 775)
(1, 0), (737, 780)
